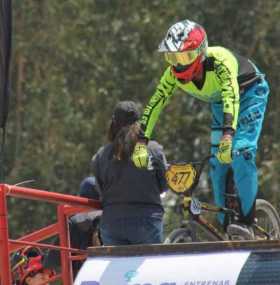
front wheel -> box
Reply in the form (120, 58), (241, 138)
(164, 228), (193, 244)
(254, 199), (280, 240)
(164, 221), (220, 243)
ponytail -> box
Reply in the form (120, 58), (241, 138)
(112, 122), (141, 161)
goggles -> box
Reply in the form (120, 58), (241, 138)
(164, 38), (207, 67)
(164, 50), (199, 66)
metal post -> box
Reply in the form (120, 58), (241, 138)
(0, 186), (12, 284)
(57, 204), (73, 284)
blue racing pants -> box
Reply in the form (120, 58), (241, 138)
(210, 75), (269, 225)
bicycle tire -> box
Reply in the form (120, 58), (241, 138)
(164, 228), (193, 244)
(255, 199), (280, 240)
(164, 221), (220, 243)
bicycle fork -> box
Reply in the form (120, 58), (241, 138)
(185, 197), (225, 241)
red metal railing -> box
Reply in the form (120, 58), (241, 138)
(0, 183), (101, 284)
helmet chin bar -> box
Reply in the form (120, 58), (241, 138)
(172, 55), (204, 82)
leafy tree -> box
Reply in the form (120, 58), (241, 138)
(4, 0), (279, 238)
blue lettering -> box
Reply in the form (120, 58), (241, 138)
(80, 280), (231, 285)
(124, 270), (138, 282)
(133, 283), (152, 285)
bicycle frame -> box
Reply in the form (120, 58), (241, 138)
(182, 196), (236, 241)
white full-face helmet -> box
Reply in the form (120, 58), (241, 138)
(158, 19), (208, 81)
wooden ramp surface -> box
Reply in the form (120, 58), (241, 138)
(88, 239), (280, 256)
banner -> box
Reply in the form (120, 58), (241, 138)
(0, 0), (12, 128)
(74, 251), (250, 285)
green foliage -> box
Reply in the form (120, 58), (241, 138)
(3, 0), (280, 238)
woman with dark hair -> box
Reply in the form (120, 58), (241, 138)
(92, 101), (167, 245)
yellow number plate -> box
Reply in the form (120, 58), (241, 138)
(166, 164), (196, 194)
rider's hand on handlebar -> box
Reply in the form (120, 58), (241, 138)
(216, 134), (232, 164)
(132, 141), (149, 168)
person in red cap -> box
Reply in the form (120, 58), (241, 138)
(11, 246), (54, 285)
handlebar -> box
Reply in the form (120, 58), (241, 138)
(186, 155), (213, 196)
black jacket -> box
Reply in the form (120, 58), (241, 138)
(91, 141), (167, 220)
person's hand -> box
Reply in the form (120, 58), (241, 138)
(216, 134), (232, 164)
(132, 142), (148, 168)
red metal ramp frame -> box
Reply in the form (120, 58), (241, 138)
(0, 183), (101, 284)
